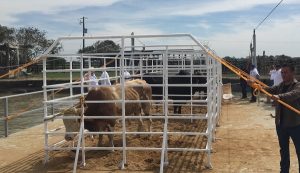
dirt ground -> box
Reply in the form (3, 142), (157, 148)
(0, 96), (299, 173)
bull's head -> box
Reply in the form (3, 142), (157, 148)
(61, 107), (84, 141)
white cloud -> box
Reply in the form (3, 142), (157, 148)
(133, 0), (300, 18)
(186, 22), (211, 29)
(2, 0), (300, 58)
(169, 0), (276, 16)
(55, 22), (166, 54)
(0, 0), (122, 25)
(87, 23), (164, 37)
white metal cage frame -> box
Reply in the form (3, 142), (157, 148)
(42, 34), (222, 173)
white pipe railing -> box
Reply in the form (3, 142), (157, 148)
(42, 34), (222, 173)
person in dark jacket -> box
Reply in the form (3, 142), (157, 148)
(264, 64), (300, 173)
(240, 66), (249, 99)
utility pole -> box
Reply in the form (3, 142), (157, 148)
(131, 32), (135, 53)
(130, 32), (135, 72)
(250, 43), (253, 61)
(252, 29), (257, 67)
(80, 17), (88, 67)
(80, 17), (88, 52)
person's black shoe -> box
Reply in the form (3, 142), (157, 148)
(249, 99), (256, 103)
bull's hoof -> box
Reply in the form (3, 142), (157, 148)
(205, 163), (213, 169)
(79, 162), (86, 168)
(119, 160), (127, 169)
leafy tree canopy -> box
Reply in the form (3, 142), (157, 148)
(0, 25), (15, 43)
(0, 25), (58, 65)
(78, 40), (120, 53)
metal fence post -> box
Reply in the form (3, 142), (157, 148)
(4, 97), (8, 137)
(51, 90), (55, 115)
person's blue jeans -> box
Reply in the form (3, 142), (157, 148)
(276, 125), (300, 173)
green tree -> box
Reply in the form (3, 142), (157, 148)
(78, 40), (121, 67)
(16, 27), (55, 64)
(0, 25), (63, 74)
(78, 40), (120, 53)
(0, 25), (15, 43)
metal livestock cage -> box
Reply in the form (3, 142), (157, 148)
(42, 34), (222, 173)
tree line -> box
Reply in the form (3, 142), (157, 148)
(0, 25), (120, 74)
(223, 55), (300, 76)
(0, 25), (55, 66)
(1, 24), (298, 76)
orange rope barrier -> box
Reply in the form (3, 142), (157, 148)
(204, 50), (300, 115)
(2, 58), (116, 121)
(1, 36), (119, 122)
(0, 57), (46, 79)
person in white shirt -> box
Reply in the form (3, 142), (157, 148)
(124, 70), (131, 81)
(249, 64), (260, 102)
(269, 65), (276, 86)
(83, 68), (98, 91)
(99, 70), (111, 85)
(273, 65), (283, 86)
(267, 65), (276, 103)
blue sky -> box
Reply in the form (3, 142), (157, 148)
(1, 0), (300, 57)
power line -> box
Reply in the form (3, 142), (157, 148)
(255, 0), (284, 30)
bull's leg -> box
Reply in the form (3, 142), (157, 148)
(136, 106), (144, 138)
(141, 102), (152, 137)
(144, 110), (152, 136)
(146, 114), (152, 137)
(107, 125), (115, 151)
(173, 105), (178, 114)
(97, 134), (104, 147)
(178, 106), (182, 114)
(137, 116), (144, 138)
(97, 125), (105, 147)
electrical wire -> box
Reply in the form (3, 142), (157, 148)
(255, 0), (284, 30)
(248, 0), (284, 68)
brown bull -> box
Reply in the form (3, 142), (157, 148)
(122, 79), (152, 131)
(63, 79), (152, 148)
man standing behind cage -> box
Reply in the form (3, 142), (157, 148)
(240, 65), (249, 99)
(83, 67), (98, 91)
(124, 69), (131, 81)
(99, 70), (111, 86)
(268, 65), (283, 104)
(264, 64), (300, 173)
(249, 64), (260, 102)
(273, 64), (283, 87)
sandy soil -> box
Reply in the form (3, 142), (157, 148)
(0, 96), (299, 173)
